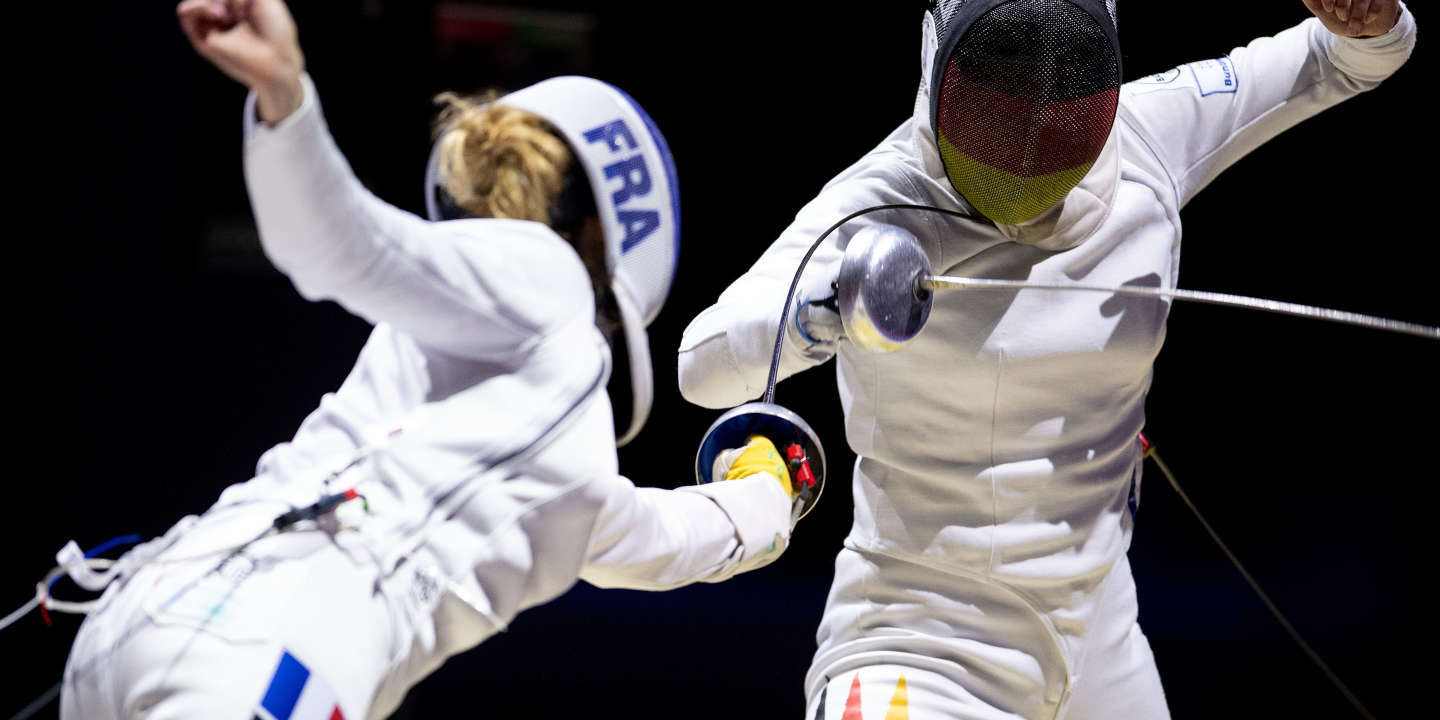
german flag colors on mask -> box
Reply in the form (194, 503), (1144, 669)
(931, 0), (1121, 225)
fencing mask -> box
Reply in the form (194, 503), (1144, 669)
(424, 77), (680, 447)
(926, 0), (1121, 225)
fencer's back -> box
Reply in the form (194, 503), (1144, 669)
(212, 218), (623, 700)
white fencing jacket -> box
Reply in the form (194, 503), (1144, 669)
(678, 11), (1415, 704)
(205, 76), (791, 714)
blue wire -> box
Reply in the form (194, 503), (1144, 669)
(45, 534), (142, 590)
(84, 534), (141, 559)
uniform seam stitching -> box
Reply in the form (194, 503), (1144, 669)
(986, 346), (1003, 578)
(897, 163), (947, 270)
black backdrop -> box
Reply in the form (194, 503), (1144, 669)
(10, 2), (1435, 718)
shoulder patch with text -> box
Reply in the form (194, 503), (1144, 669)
(1133, 68), (1183, 86)
(1185, 57), (1239, 96)
(1124, 66), (1191, 96)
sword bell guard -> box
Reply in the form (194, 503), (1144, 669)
(695, 402), (827, 521)
(836, 224), (935, 352)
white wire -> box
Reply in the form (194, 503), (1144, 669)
(39, 559), (116, 616)
(5, 518), (294, 633)
(0, 558), (120, 630)
(0, 595), (41, 632)
(41, 597), (101, 615)
(0, 559), (122, 630)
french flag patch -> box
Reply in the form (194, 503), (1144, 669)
(252, 650), (346, 720)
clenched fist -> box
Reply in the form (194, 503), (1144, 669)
(1302, 0), (1403, 38)
(177, 0), (305, 124)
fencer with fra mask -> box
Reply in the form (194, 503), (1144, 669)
(58, 1), (800, 718)
(677, 1), (1416, 717)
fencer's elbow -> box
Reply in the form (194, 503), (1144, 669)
(677, 363), (735, 409)
(253, 242), (338, 304)
(677, 348), (757, 410)
(579, 572), (691, 593)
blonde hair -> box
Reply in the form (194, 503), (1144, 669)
(432, 91), (575, 224)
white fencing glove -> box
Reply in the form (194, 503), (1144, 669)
(793, 264), (845, 347)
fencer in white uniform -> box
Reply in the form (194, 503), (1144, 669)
(677, 1), (1416, 717)
(59, 3), (794, 719)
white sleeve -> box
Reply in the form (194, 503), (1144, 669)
(677, 163), (917, 409)
(580, 473), (792, 590)
(1119, 6), (1417, 207)
(242, 75), (591, 361)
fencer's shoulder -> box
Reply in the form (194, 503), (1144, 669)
(438, 216), (578, 252)
(429, 217), (595, 325)
(811, 116), (911, 182)
(777, 120), (953, 241)
(437, 217), (589, 280)
(794, 158), (932, 240)
(817, 141), (932, 205)
(824, 149), (903, 181)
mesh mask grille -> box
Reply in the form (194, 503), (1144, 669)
(932, 0), (977, 41)
(934, 0), (1120, 224)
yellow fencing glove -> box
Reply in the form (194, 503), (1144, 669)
(711, 434), (795, 498)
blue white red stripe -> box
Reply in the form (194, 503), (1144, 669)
(254, 650), (345, 720)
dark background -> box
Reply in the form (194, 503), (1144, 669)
(9, 1), (1434, 718)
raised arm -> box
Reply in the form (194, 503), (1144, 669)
(1118, 1), (1416, 207)
(241, 79), (590, 360)
(180, 0), (586, 361)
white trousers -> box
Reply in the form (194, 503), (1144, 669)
(806, 551), (1169, 720)
(61, 511), (401, 720)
